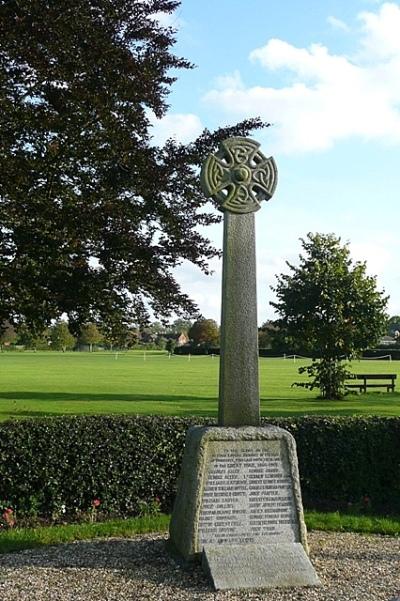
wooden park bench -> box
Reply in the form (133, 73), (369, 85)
(345, 373), (397, 393)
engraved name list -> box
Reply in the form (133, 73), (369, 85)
(198, 440), (299, 547)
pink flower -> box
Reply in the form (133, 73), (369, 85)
(2, 508), (15, 528)
(92, 498), (101, 508)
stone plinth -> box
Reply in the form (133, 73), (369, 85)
(169, 426), (319, 589)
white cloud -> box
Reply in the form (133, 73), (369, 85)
(327, 15), (350, 32)
(174, 258), (222, 321)
(149, 112), (203, 146)
(349, 240), (393, 277)
(214, 70), (244, 90)
(359, 2), (400, 58)
(203, 3), (400, 154)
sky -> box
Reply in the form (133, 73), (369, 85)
(151, 0), (400, 325)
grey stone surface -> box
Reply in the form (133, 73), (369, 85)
(169, 426), (309, 561)
(219, 212), (259, 426)
(200, 137), (277, 214)
(202, 543), (320, 590)
(200, 137), (277, 427)
(197, 439), (299, 548)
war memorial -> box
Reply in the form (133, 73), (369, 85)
(169, 137), (320, 590)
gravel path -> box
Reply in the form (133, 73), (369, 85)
(0, 531), (399, 600)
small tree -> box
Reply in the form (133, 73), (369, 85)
(189, 319), (219, 348)
(50, 321), (76, 352)
(0, 322), (17, 351)
(165, 338), (176, 354)
(101, 320), (139, 351)
(258, 320), (280, 350)
(271, 233), (388, 399)
(79, 323), (103, 352)
(15, 325), (49, 351)
(387, 316), (400, 337)
(126, 328), (139, 349)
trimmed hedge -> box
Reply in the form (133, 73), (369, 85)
(0, 416), (399, 518)
(363, 348), (400, 359)
(174, 345), (219, 355)
(175, 346), (400, 359)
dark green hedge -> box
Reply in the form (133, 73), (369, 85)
(175, 346), (400, 359)
(0, 416), (399, 518)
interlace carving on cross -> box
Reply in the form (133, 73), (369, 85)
(200, 137), (277, 214)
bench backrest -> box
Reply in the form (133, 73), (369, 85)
(350, 374), (397, 380)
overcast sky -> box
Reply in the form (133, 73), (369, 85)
(152, 0), (400, 325)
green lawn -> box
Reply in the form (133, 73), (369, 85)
(1, 511), (399, 554)
(0, 350), (399, 421)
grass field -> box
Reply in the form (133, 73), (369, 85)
(1, 512), (399, 554)
(0, 350), (399, 421)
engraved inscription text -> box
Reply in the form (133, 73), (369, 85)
(198, 440), (299, 547)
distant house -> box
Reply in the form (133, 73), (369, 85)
(164, 332), (189, 347)
(176, 332), (189, 346)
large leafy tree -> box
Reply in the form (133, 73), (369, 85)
(0, 0), (265, 335)
(271, 233), (388, 399)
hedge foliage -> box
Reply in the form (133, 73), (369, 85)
(175, 346), (400, 359)
(0, 415), (399, 518)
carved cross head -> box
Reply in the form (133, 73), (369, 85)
(200, 137), (277, 214)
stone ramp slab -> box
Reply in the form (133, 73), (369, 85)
(202, 542), (320, 591)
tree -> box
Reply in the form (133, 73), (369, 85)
(271, 233), (388, 399)
(79, 323), (103, 352)
(0, 321), (16, 351)
(387, 316), (400, 338)
(102, 322), (139, 350)
(0, 0), (266, 336)
(147, 322), (166, 335)
(49, 321), (76, 352)
(165, 338), (176, 354)
(189, 319), (219, 347)
(170, 318), (192, 334)
(16, 324), (49, 350)
(258, 320), (280, 350)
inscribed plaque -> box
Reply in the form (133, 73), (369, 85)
(198, 439), (298, 548)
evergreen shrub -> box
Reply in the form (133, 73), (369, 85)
(0, 416), (399, 519)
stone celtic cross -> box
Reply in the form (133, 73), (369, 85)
(201, 137), (277, 426)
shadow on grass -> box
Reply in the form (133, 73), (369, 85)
(261, 392), (400, 416)
(0, 391), (217, 403)
(0, 391), (219, 419)
(0, 410), (218, 419)
(3, 390), (397, 402)
(262, 408), (376, 417)
(1, 391), (399, 419)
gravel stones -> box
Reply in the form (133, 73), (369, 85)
(0, 530), (398, 600)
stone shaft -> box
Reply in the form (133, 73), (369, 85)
(219, 212), (259, 426)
